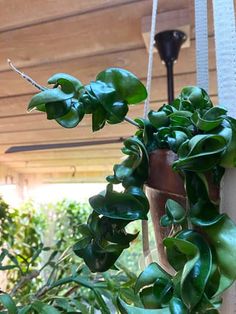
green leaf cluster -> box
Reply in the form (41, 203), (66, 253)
(26, 70), (236, 313)
(73, 136), (149, 272)
(28, 68), (147, 130)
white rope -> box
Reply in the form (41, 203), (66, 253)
(141, 0), (158, 264)
(213, 0), (236, 109)
(194, 0), (209, 92)
(143, 0), (159, 119)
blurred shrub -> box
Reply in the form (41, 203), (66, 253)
(0, 197), (142, 313)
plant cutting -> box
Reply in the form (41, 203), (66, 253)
(6, 64), (236, 313)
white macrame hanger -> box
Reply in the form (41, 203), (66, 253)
(213, 1), (236, 313)
(194, 0), (209, 92)
(141, 0), (159, 263)
(143, 0), (159, 119)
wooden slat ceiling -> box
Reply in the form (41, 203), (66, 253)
(0, 0), (218, 184)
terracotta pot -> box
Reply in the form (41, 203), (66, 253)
(146, 149), (186, 234)
(145, 149), (219, 272)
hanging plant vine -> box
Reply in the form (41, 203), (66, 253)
(7, 64), (236, 313)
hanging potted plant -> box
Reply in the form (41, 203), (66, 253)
(7, 64), (236, 313)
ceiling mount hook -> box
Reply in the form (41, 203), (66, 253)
(154, 30), (187, 104)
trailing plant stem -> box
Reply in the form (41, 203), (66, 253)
(8, 59), (46, 91)
(124, 116), (140, 128)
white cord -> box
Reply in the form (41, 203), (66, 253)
(142, 0), (158, 264)
(194, 0), (209, 92)
(143, 0), (159, 119)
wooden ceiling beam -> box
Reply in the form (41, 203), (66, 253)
(12, 165), (113, 174)
(0, 0), (138, 32)
(0, 37), (216, 98)
(36, 171), (111, 183)
(0, 1), (152, 71)
(0, 0), (216, 72)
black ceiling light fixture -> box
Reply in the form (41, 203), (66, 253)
(154, 30), (187, 104)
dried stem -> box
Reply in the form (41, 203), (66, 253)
(7, 59), (46, 91)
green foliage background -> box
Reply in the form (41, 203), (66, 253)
(0, 196), (147, 313)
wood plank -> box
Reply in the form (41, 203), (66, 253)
(2, 157), (120, 169)
(40, 171), (111, 183)
(1, 37), (216, 98)
(12, 164), (113, 174)
(0, 0), (136, 31)
(0, 95), (34, 117)
(0, 122), (136, 145)
(0, 1), (152, 71)
(0, 0), (220, 73)
(0, 0), (191, 72)
(0, 148), (123, 162)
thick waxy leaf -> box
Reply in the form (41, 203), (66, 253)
(173, 134), (226, 171)
(48, 73), (83, 94)
(92, 105), (107, 131)
(135, 263), (172, 293)
(74, 241), (122, 272)
(154, 126), (191, 150)
(89, 185), (148, 220)
(90, 80), (116, 103)
(28, 88), (73, 112)
(117, 298), (170, 314)
(135, 118), (157, 152)
(0, 294), (17, 314)
(106, 101), (128, 124)
(202, 215), (236, 296)
(160, 199), (186, 227)
(73, 212), (137, 272)
(90, 80), (128, 124)
(184, 172), (222, 226)
(191, 107), (226, 132)
(169, 111), (192, 128)
(169, 297), (188, 314)
(220, 117), (236, 167)
(179, 86), (212, 111)
(56, 101), (84, 128)
(167, 130), (189, 152)
(140, 279), (173, 309)
(45, 99), (72, 120)
(96, 68), (147, 104)
(164, 230), (212, 309)
(80, 86), (100, 114)
(112, 136), (149, 187)
(148, 111), (169, 128)
(135, 264), (173, 309)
